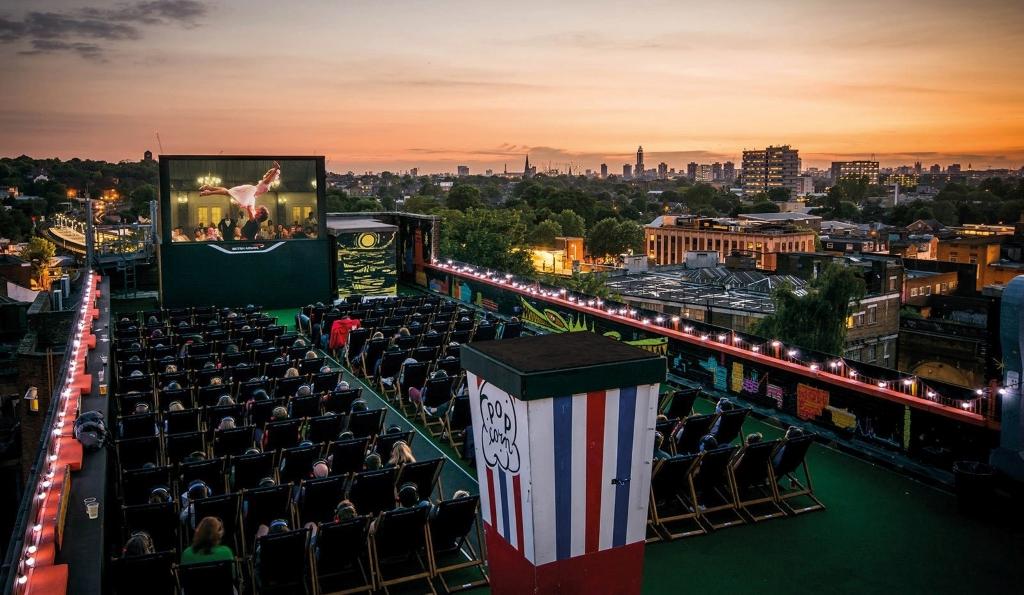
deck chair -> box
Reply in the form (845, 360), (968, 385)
(265, 360), (291, 380)
(690, 445), (744, 530)
(110, 551), (176, 595)
(121, 373), (154, 394)
(242, 484), (295, 544)
(289, 395), (321, 419)
(328, 437), (371, 477)
(252, 528), (314, 595)
(771, 433), (825, 515)
(710, 408), (749, 446)
(324, 388), (362, 415)
(376, 431), (415, 460)
(214, 426), (257, 458)
(231, 451), (278, 491)
(647, 453), (705, 540)
(418, 376), (455, 435)
(671, 414), (717, 455)
(297, 475), (347, 525)
(279, 443), (320, 485)
(471, 323), (497, 342)
(192, 492), (244, 555)
(443, 395), (472, 452)
(165, 408), (202, 435)
(663, 388), (700, 419)
(358, 339), (387, 378)
(117, 435), (163, 470)
(370, 506), (434, 594)
(411, 346), (438, 363)
(300, 356), (326, 376)
(123, 501), (180, 553)
(157, 387), (193, 411)
(275, 376), (304, 399)
(396, 458), (445, 502)
(239, 379), (271, 401)
(312, 517), (373, 595)
(307, 413), (346, 445)
(429, 495), (488, 593)
(118, 412), (158, 439)
(348, 409), (386, 440)
(376, 350), (409, 399)
(251, 399), (288, 430)
(264, 419), (303, 451)
(729, 439), (786, 522)
(205, 404), (246, 433)
(313, 370), (341, 394)
(419, 332), (443, 349)
(196, 384), (228, 408)
(181, 458), (228, 495)
(396, 362), (430, 414)
(348, 468), (398, 516)
(500, 321), (522, 339)
(121, 465), (173, 505)
(174, 559), (239, 595)
(345, 329), (371, 368)
(166, 431), (207, 465)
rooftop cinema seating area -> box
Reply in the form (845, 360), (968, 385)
(108, 303), (489, 594)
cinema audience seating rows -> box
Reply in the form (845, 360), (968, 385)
(647, 388), (824, 541)
(108, 301), (490, 594)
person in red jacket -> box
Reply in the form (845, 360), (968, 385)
(328, 315), (361, 356)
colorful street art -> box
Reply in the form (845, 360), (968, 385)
(336, 230), (397, 297)
(517, 296), (668, 355)
(796, 383), (830, 421)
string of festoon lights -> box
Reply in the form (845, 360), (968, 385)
(14, 270), (100, 593)
(432, 260), (1001, 417)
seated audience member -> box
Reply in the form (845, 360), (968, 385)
(364, 452), (383, 471)
(387, 440), (416, 468)
(217, 417), (236, 431)
(350, 399), (368, 413)
(745, 432), (764, 446)
(181, 516), (234, 566)
(653, 431), (672, 460)
(285, 367), (301, 379)
(168, 401), (185, 412)
(351, 332), (384, 368)
(396, 482), (432, 512)
(773, 426), (805, 467)
(148, 485), (173, 504)
(123, 531), (156, 557)
(410, 370), (451, 414)
(698, 434), (719, 453)
(391, 356), (419, 390)
(304, 350), (319, 361)
(709, 397), (736, 435)
(216, 395), (235, 406)
(179, 480), (211, 530)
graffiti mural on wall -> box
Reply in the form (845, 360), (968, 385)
(336, 231), (397, 297)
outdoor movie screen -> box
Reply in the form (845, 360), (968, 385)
(165, 157), (321, 242)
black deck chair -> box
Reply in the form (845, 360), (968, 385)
(297, 475), (346, 525)
(231, 363), (259, 384)
(312, 517), (373, 595)
(275, 376), (304, 399)
(690, 445), (744, 530)
(214, 426), (257, 458)
(289, 395), (321, 419)
(396, 458), (444, 502)
(242, 484), (295, 543)
(471, 323), (497, 342)
(196, 384), (228, 408)
(443, 395), (471, 451)
(376, 350), (409, 399)
(771, 433), (825, 515)
(181, 458), (228, 495)
(672, 413), (717, 455)
(729, 439), (786, 522)
(429, 495), (488, 593)
(256, 346), (281, 366)
(110, 551), (176, 595)
(175, 559), (239, 595)
(121, 465), (173, 505)
(419, 377), (455, 435)
(195, 368), (224, 387)
(419, 332), (443, 349)
(348, 408), (386, 440)
(411, 346), (438, 363)
(300, 356), (326, 376)
(279, 444), (319, 485)
(711, 408), (749, 446)
(239, 379), (270, 402)
(231, 451), (278, 491)
(157, 387), (192, 411)
(250, 399), (287, 430)
(328, 437), (371, 477)
(358, 339), (387, 378)
(647, 453), (705, 540)
(121, 373), (154, 394)
(663, 388), (700, 419)
(500, 321), (522, 339)
(192, 492), (244, 555)
(443, 343), (461, 358)
(165, 408), (202, 435)
(376, 431), (415, 460)
(123, 502), (180, 553)
(117, 435), (163, 470)
(347, 467), (398, 516)
(263, 418), (303, 451)
(395, 335), (418, 351)
(253, 528), (314, 595)
(434, 356), (461, 377)
(118, 412), (158, 439)
(205, 404), (245, 432)
(313, 370), (340, 394)
(166, 431), (207, 465)
(288, 344), (310, 361)
(370, 506), (434, 594)
(307, 413), (346, 445)
(345, 329), (371, 368)
(266, 361), (291, 380)
(397, 362), (430, 413)
(324, 388), (362, 415)
(157, 371), (187, 389)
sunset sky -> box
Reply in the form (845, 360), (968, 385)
(1, 0), (1022, 173)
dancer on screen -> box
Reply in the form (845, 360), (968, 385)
(198, 161), (280, 221)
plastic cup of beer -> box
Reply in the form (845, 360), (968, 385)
(84, 497), (99, 519)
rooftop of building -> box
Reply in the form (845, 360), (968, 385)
(647, 215), (816, 235)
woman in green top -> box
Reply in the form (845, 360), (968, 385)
(181, 516), (235, 566)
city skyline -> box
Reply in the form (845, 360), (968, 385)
(1, 0), (1022, 173)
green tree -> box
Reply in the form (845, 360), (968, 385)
(767, 187), (792, 202)
(438, 208), (533, 276)
(587, 218), (644, 257)
(0, 208), (33, 242)
(20, 236), (56, 288)
(541, 271), (616, 300)
(129, 183), (157, 216)
(531, 220), (563, 247)
(446, 184), (482, 211)
(753, 263), (867, 355)
(555, 209), (586, 237)
(403, 195), (442, 214)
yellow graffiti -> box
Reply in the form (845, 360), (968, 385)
(519, 297), (668, 354)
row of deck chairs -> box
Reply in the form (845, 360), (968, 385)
(112, 493), (487, 595)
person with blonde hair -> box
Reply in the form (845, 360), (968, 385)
(285, 367), (300, 378)
(181, 516), (234, 566)
(387, 440), (416, 467)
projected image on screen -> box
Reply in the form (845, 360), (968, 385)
(337, 231), (397, 296)
(167, 158), (319, 242)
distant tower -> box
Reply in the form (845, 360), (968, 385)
(143, 150), (153, 162)
(524, 154), (534, 179)
(635, 146), (645, 176)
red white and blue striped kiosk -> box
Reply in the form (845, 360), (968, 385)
(461, 332), (666, 594)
